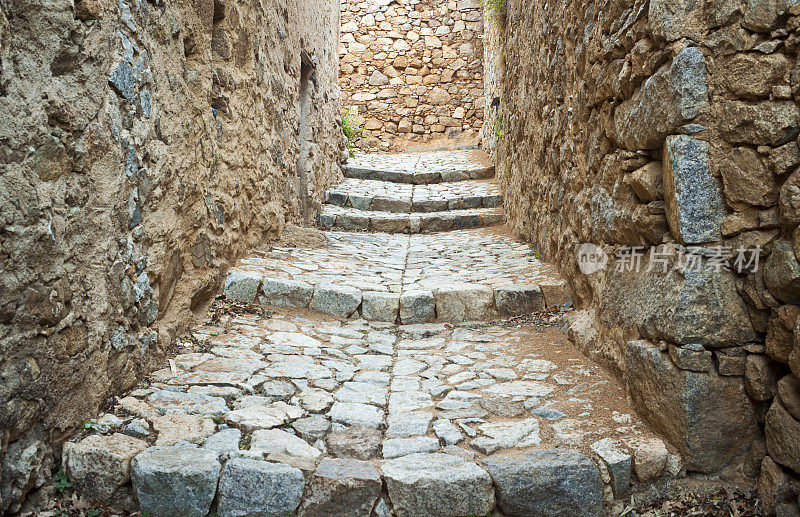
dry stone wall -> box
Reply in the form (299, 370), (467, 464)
(0, 0), (343, 511)
(491, 0), (800, 506)
(339, 0), (485, 150)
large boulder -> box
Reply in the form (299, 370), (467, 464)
(720, 100), (800, 146)
(1, 439), (51, 514)
(361, 291), (400, 322)
(615, 48), (708, 150)
(381, 453), (494, 517)
(662, 135), (725, 244)
(481, 449), (604, 517)
(601, 244), (757, 347)
(131, 447), (221, 517)
(718, 147), (778, 209)
(648, 0), (706, 41)
(590, 438), (631, 496)
(777, 374), (800, 421)
(625, 340), (760, 472)
(743, 0), (800, 32)
(217, 458), (304, 517)
(719, 53), (791, 100)
(765, 396), (800, 474)
(758, 455), (800, 515)
(63, 433), (148, 501)
(764, 239), (800, 305)
(297, 458), (381, 517)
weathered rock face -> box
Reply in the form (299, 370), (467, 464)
(0, 0), (343, 509)
(482, 449), (604, 517)
(63, 433), (148, 502)
(489, 0), (800, 482)
(339, 0), (485, 150)
(601, 245), (757, 347)
(615, 48), (709, 151)
(625, 340), (760, 473)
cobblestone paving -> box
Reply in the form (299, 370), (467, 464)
(326, 178), (502, 212)
(343, 150), (494, 184)
(235, 229), (559, 294)
(66, 307), (667, 516)
(61, 152), (671, 517)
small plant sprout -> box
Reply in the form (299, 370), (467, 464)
(83, 418), (98, 434)
(54, 469), (72, 493)
(341, 106), (365, 148)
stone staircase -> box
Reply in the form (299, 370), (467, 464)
(319, 154), (504, 233)
(57, 152), (675, 517)
(223, 151), (571, 324)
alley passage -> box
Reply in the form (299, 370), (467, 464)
(61, 152), (671, 517)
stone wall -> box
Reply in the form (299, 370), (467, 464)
(339, 0), (485, 151)
(490, 0), (800, 507)
(0, 0), (344, 510)
(479, 6), (502, 161)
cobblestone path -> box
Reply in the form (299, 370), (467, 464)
(60, 152), (672, 517)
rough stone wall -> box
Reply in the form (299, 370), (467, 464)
(491, 0), (800, 503)
(479, 8), (502, 161)
(0, 0), (343, 510)
(339, 0), (485, 150)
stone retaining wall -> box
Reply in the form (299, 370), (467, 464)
(489, 0), (800, 508)
(0, 0), (343, 511)
(339, 0), (485, 150)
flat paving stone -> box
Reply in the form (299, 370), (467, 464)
(147, 390), (228, 416)
(328, 402), (384, 428)
(202, 428), (242, 456)
(386, 411), (433, 438)
(250, 429), (323, 461)
(326, 426), (383, 460)
(382, 436), (440, 458)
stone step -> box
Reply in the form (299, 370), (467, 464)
(225, 269), (571, 323)
(319, 205), (504, 233)
(342, 163), (495, 184)
(325, 178), (503, 213)
(67, 435), (608, 517)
